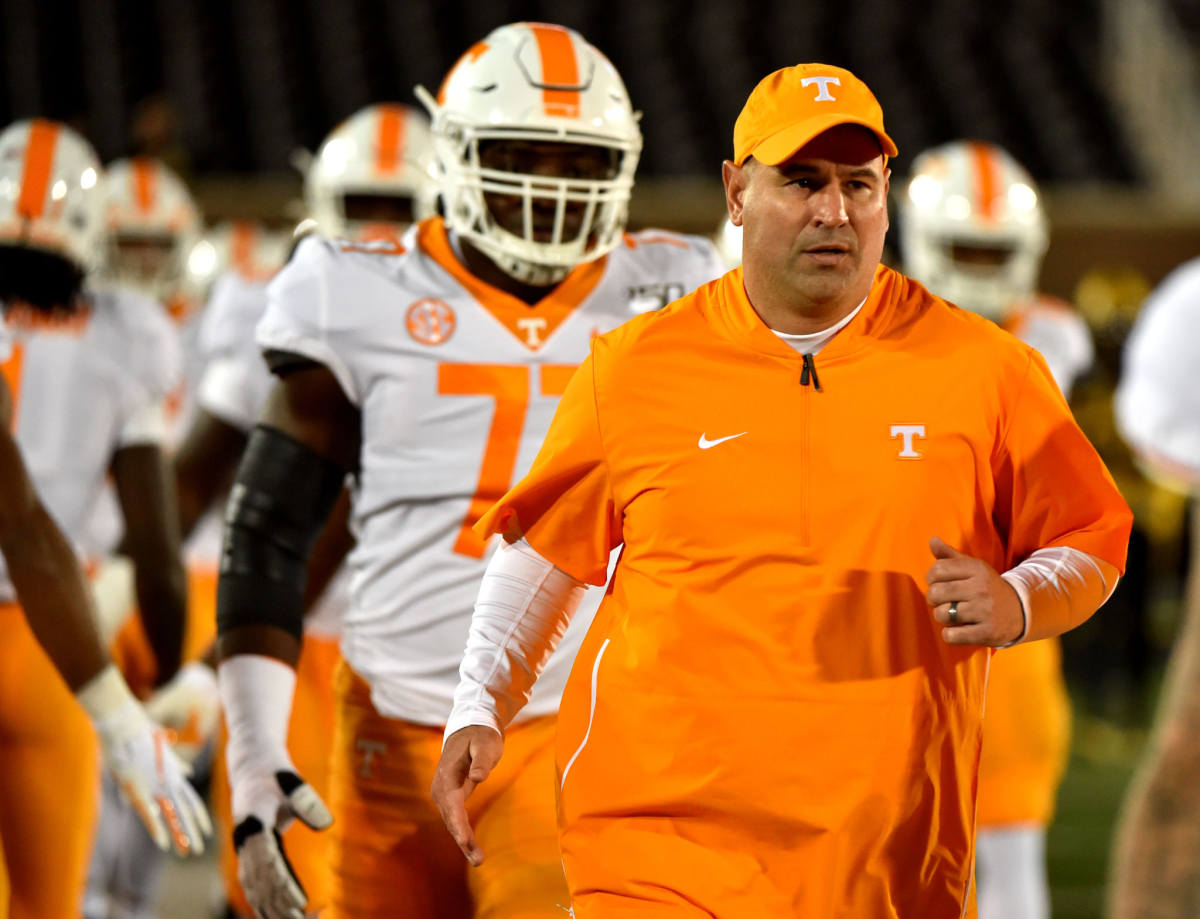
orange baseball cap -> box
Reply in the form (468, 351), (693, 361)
(733, 63), (898, 166)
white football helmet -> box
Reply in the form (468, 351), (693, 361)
(306, 103), (439, 241)
(418, 22), (643, 285)
(185, 220), (292, 294)
(104, 157), (202, 303)
(0, 119), (106, 273)
(900, 141), (1048, 322)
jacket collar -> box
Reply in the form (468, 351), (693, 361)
(713, 263), (903, 366)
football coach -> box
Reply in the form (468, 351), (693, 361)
(432, 63), (1132, 918)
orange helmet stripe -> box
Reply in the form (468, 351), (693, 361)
(969, 142), (1001, 223)
(530, 24), (581, 118)
(231, 221), (256, 276)
(132, 158), (158, 214)
(375, 105), (405, 175)
(17, 120), (59, 221)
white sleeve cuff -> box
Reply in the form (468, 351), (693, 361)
(1000, 547), (1120, 645)
(197, 357), (261, 433)
(444, 538), (586, 746)
(117, 398), (169, 447)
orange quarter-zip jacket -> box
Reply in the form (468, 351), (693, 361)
(476, 264), (1131, 918)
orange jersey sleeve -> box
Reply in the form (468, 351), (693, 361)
(475, 348), (619, 587)
(995, 348), (1131, 568)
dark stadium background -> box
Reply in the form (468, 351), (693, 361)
(7, 1), (1200, 915)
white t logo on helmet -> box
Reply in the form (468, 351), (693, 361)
(801, 76), (841, 102)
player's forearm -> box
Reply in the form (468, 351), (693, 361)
(0, 435), (109, 690)
(173, 409), (248, 539)
(1001, 547), (1120, 644)
(114, 443), (189, 683)
(1109, 518), (1200, 918)
(445, 537), (586, 740)
(132, 555), (188, 684)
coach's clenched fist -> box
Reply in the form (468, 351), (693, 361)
(925, 537), (1025, 647)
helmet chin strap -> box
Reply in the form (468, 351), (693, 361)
(474, 235), (572, 287)
(496, 253), (570, 287)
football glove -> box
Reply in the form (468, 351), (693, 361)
(219, 654), (332, 919)
(145, 660), (220, 763)
(77, 664), (213, 856)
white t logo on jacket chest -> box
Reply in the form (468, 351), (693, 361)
(890, 424), (926, 458)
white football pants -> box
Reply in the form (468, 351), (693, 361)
(975, 825), (1051, 919)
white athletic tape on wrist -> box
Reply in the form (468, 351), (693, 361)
(218, 654), (298, 788)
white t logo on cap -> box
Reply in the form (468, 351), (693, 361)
(801, 76), (841, 102)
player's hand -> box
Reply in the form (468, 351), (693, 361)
(232, 763), (332, 919)
(80, 665), (212, 856)
(431, 725), (504, 866)
(925, 537), (1024, 647)
(145, 661), (220, 763)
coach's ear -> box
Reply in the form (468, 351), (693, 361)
(723, 159), (750, 228)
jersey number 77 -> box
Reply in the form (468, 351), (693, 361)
(438, 363), (578, 558)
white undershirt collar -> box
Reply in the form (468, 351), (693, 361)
(771, 297), (867, 355)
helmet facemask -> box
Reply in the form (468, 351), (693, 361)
(108, 230), (185, 301)
(336, 190), (420, 242)
(917, 232), (1041, 322)
(437, 125), (639, 286)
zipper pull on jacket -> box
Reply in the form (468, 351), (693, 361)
(801, 353), (821, 391)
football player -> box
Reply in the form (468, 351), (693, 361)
(901, 140), (1095, 919)
(85, 155), (221, 919)
(0, 119), (209, 918)
(214, 23), (725, 919)
(177, 103), (435, 917)
(1109, 257), (1200, 919)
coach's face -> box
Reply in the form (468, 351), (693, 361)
(725, 124), (889, 319)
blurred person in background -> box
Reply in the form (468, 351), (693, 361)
(1109, 256), (1200, 919)
(85, 155), (223, 919)
(130, 94), (192, 185)
(177, 103), (435, 918)
(901, 140), (1093, 919)
(0, 118), (209, 918)
(214, 22), (724, 919)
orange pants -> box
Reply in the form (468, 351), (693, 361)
(211, 634), (341, 917)
(327, 662), (569, 919)
(111, 565), (220, 697)
(0, 603), (99, 919)
(976, 638), (1071, 828)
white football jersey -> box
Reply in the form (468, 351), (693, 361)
(1005, 295), (1094, 399)
(199, 267), (348, 638)
(0, 287), (181, 600)
(258, 218), (725, 724)
(1116, 257), (1200, 482)
(198, 271), (278, 433)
